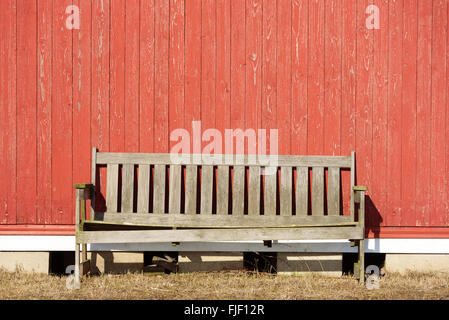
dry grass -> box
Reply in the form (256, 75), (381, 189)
(1, 268), (448, 300)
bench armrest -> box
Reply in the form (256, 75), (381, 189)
(352, 186), (366, 229)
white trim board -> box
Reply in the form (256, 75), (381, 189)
(1, 236), (449, 253)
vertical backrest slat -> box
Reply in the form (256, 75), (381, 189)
(106, 163), (119, 212)
(153, 164), (166, 213)
(169, 164), (182, 213)
(350, 151), (355, 219)
(280, 167), (292, 216)
(248, 166), (260, 215)
(296, 166), (308, 215)
(232, 166), (245, 215)
(121, 164), (135, 212)
(327, 167), (340, 215)
(312, 167), (324, 215)
(185, 165), (197, 214)
(137, 164), (150, 213)
(216, 166), (229, 215)
(264, 168), (277, 215)
(91, 147), (97, 216)
(200, 166), (213, 214)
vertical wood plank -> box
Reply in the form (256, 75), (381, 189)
(386, 0), (403, 226)
(401, 0), (418, 226)
(73, 0), (92, 220)
(355, 0), (373, 224)
(372, 0), (389, 226)
(415, 0), (432, 226)
(106, 164), (119, 212)
(200, 166), (213, 214)
(185, 0), (201, 150)
(324, 0), (342, 156)
(341, 0), (356, 216)
(264, 169), (277, 216)
(201, 0), (216, 148)
(280, 167), (292, 216)
(110, 0), (125, 152)
(153, 165), (166, 213)
(51, 0), (74, 224)
(169, 164), (182, 213)
(169, 0), (185, 152)
(232, 166), (245, 215)
(0, 0), (17, 224)
(140, 0), (155, 153)
(245, 0), (262, 155)
(230, 0), (246, 133)
(154, 0), (169, 153)
(291, 0), (308, 156)
(121, 164), (135, 212)
(307, 0), (325, 155)
(312, 167), (324, 215)
(17, 0), (37, 224)
(216, 166), (230, 215)
(125, 0), (140, 152)
(296, 167), (309, 216)
(430, 0), (447, 226)
(216, 0), (231, 154)
(277, 0), (292, 156)
(37, 0), (52, 224)
(137, 164), (150, 213)
(248, 166), (260, 215)
(327, 167), (340, 215)
(185, 165), (198, 214)
(92, 0), (110, 213)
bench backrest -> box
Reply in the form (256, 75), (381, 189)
(91, 149), (356, 223)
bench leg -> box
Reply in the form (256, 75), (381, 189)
(74, 243), (81, 289)
(358, 239), (365, 285)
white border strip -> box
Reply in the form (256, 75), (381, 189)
(1, 236), (449, 253)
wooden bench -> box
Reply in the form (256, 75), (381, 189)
(73, 148), (366, 288)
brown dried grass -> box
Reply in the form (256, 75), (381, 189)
(1, 268), (448, 300)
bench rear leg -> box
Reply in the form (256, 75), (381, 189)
(358, 239), (365, 285)
(74, 243), (81, 289)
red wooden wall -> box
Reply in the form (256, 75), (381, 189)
(0, 0), (448, 237)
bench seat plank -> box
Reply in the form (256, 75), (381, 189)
(78, 226), (363, 243)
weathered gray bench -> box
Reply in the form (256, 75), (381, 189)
(73, 148), (366, 288)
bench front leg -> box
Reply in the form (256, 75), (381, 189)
(74, 184), (93, 289)
(353, 186), (366, 285)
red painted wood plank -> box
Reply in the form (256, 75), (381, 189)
(324, 0), (342, 157)
(139, 0), (155, 153)
(277, 0), (291, 156)
(17, 0), (37, 224)
(341, 0), (356, 216)
(91, 0), (110, 212)
(185, 0), (202, 150)
(154, 0), (169, 153)
(245, 0), (262, 154)
(37, 0), (52, 224)
(401, 0), (418, 226)
(169, 0), (185, 151)
(262, 0), (276, 157)
(291, 0), (308, 156)
(125, 0), (140, 153)
(230, 0), (246, 135)
(73, 0), (92, 219)
(0, 0), (17, 225)
(355, 0), (373, 225)
(201, 0), (216, 146)
(371, 0), (389, 227)
(216, 0), (231, 151)
(415, 0), (433, 227)
(386, 0), (403, 227)
(51, 0), (73, 224)
(307, 0), (325, 155)
(109, 0), (125, 152)
(430, 0), (447, 226)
